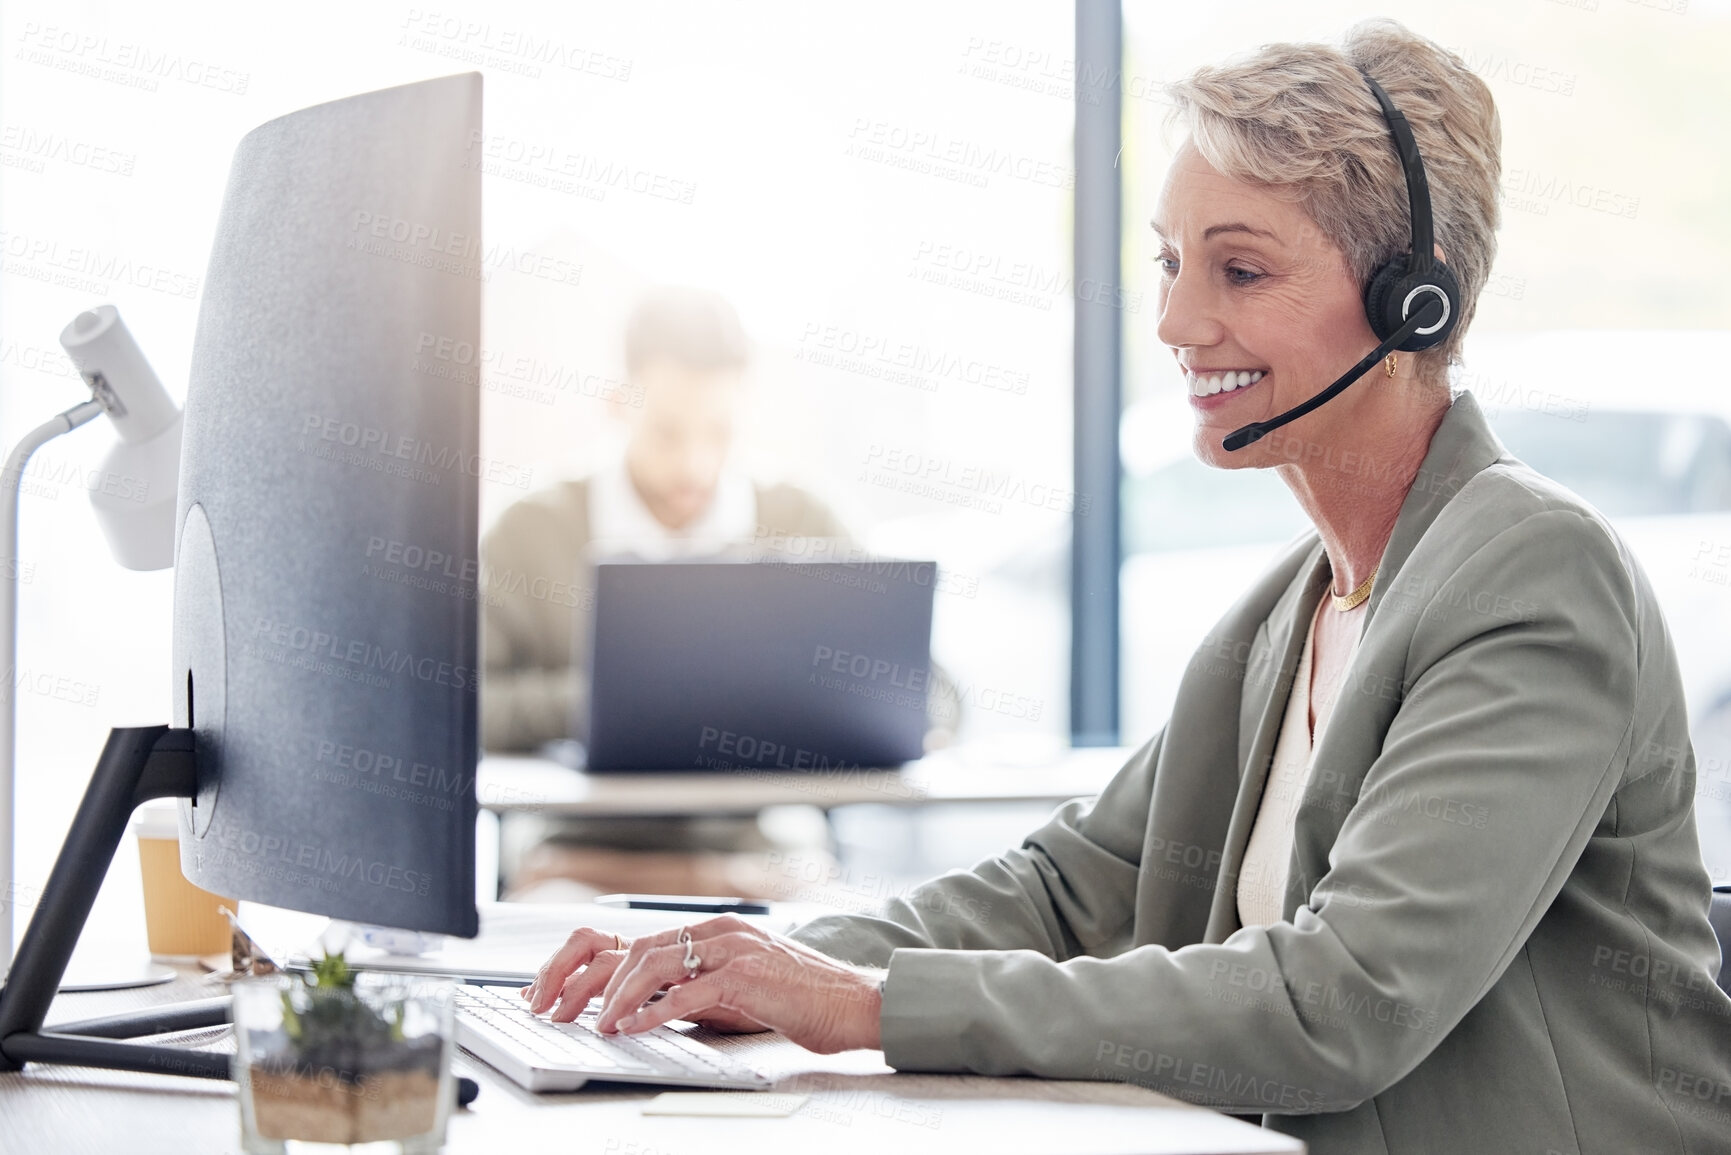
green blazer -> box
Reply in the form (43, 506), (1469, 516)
(790, 391), (1731, 1155)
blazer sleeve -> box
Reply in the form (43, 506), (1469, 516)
(787, 732), (1161, 964)
(860, 509), (1641, 1113)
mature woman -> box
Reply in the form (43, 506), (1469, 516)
(524, 21), (1731, 1153)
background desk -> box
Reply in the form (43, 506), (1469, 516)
(0, 966), (1305, 1155)
(476, 746), (1135, 899)
(477, 745), (1134, 818)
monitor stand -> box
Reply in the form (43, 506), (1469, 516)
(0, 725), (231, 1080)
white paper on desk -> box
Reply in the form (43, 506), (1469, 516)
(313, 902), (799, 982)
(643, 1092), (808, 1117)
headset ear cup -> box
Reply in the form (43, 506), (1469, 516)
(1362, 259), (1407, 342)
(1399, 261), (1461, 352)
(1363, 259), (1462, 352)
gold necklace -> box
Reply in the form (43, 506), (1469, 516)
(1331, 566), (1378, 612)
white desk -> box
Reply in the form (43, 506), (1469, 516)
(477, 745), (1133, 818)
(0, 966), (1304, 1154)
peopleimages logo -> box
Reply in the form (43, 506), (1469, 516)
(811, 645), (931, 691)
(796, 322), (1031, 395)
(248, 617), (475, 692)
(311, 740), (474, 814)
(414, 331), (640, 407)
(845, 118), (1073, 190)
(0, 229), (201, 299)
(0, 124), (136, 175)
(13, 22), (251, 95)
(364, 536), (477, 583)
(463, 131), (696, 204)
(0, 665), (100, 708)
(300, 414), (533, 490)
(398, 11), (634, 82)
(348, 211), (584, 288)
(696, 726), (866, 773)
(861, 444), (1087, 515)
(210, 827), (431, 897)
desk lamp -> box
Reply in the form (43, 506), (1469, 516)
(0, 305), (181, 976)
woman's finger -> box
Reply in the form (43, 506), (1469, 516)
(689, 1005), (771, 1035)
(598, 915), (762, 1008)
(613, 970), (741, 1034)
(525, 927), (617, 1014)
(548, 949), (627, 1022)
(597, 934), (737, 1033)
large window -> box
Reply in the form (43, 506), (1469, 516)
(0, 0), (1075, 930)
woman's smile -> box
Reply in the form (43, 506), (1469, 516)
(1186, 366), (1269, 409)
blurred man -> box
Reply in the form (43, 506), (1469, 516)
(482, 286), (851, 751)
(481, 286), (853, 897)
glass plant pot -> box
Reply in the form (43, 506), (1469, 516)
(233, 974), (455, 1154)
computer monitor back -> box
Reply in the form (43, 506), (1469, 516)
(172, 74), (482, 937)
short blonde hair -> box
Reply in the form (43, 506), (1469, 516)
(1163, 19), (1501, 386)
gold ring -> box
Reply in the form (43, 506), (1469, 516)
(613, 933), (623, 952)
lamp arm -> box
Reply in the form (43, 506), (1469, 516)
(1, 399), (106, 971)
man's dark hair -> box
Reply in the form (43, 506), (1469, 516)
(623, 286), (750, 376)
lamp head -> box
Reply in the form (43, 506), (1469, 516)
(57, 306), (182, 571)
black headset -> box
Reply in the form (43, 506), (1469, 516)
(1221, 70), (1461, 452)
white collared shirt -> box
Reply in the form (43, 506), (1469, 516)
(587, 456), (758, 561)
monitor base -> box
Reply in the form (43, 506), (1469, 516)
(0, 726), (231, 1079)
(57, 954), (178, 993)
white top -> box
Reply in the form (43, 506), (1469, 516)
(1236, 598), (1363, 928)
(586, 456), (758, 560)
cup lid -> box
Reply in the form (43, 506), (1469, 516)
(132, 801), (180, 839)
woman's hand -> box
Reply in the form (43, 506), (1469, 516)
(520, 923), (770, 1035)
(523, 916), (884, 1054)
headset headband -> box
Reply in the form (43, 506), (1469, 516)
(1359, 71), (1435, 275)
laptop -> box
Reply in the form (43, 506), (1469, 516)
(581, 560), (937, 772)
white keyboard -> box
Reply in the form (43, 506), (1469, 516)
(453, 984), (772, 1092)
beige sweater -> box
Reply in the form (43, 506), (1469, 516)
(479, 477), (852, 751)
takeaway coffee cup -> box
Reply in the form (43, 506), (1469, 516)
(134, 802), (235, 959)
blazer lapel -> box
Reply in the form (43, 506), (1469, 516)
(1360, 390), (1509, 625)
(1202, 390), (1508, 937)
(1203, 546), (1329, 943)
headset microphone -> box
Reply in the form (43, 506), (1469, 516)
(1220, 302), (1440, 452)
(1222, 71), (1460, 453)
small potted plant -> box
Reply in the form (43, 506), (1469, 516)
(233, 950), (455, 1153)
